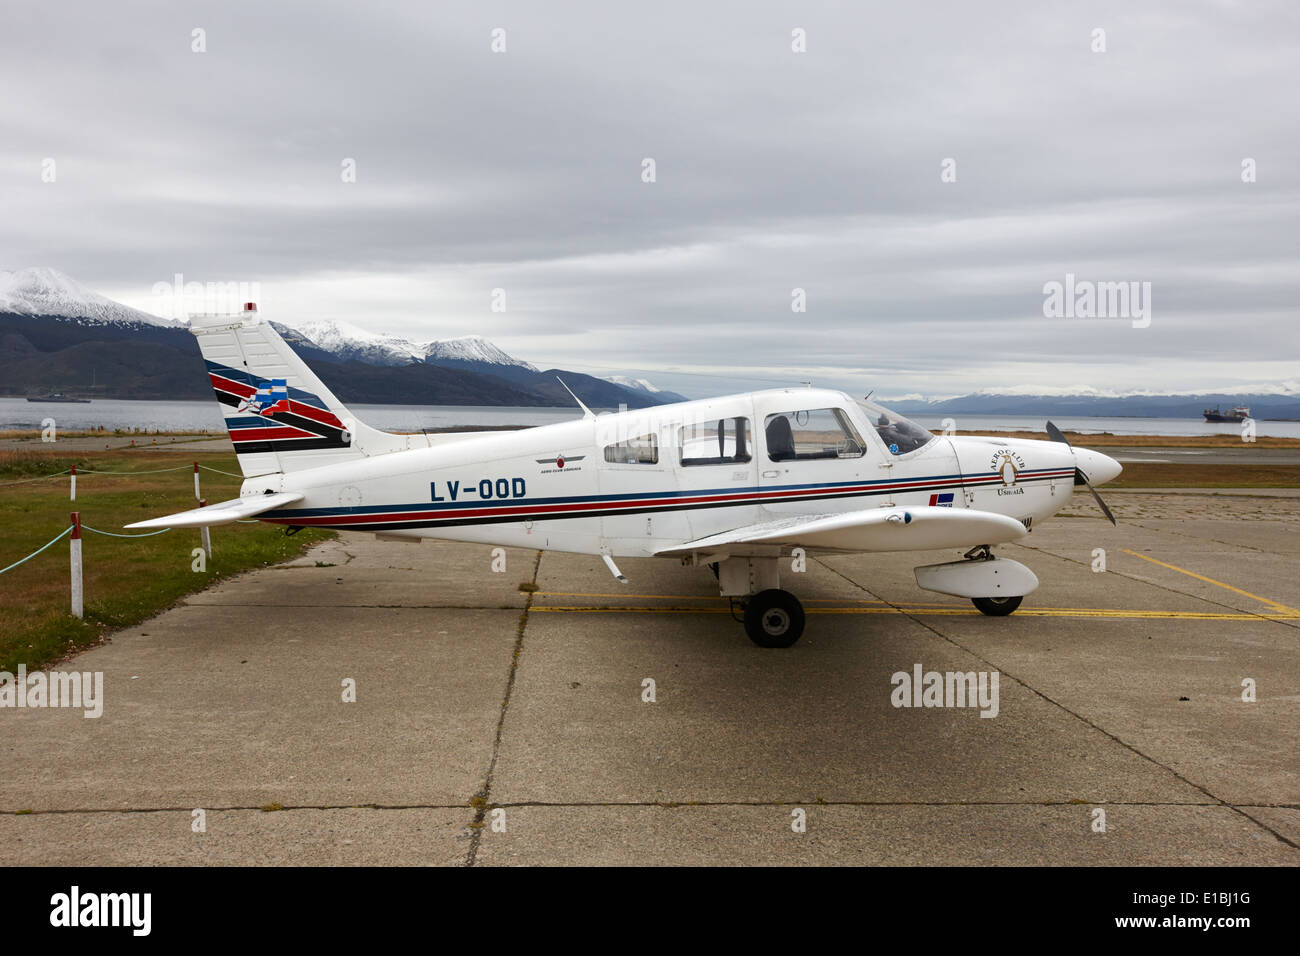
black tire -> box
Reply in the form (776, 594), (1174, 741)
(743, 589), (805, 647)
(972, 595), (1023, 616)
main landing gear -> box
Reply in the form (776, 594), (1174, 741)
(707, 556), (806, 648)
(738, 589), (806, 648)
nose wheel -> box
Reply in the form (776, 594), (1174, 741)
(971, 595), (1023, 616)
(742, 589), (806, 647)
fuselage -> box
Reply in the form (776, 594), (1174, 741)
(245, 388), (1113, 558)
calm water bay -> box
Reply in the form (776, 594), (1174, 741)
(2, 397), (1297, 439)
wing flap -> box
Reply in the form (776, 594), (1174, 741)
(124, 492), (305, 530)
(654, 506), (1028, 557)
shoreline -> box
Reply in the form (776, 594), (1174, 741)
(3, 426), (1299, 451)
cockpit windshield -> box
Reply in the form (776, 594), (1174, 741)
(856, 398), (935, 456)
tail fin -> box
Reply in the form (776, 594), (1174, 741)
(192, 303), (406, 477)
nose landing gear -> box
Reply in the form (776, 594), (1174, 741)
(971, 594), (1023, 616)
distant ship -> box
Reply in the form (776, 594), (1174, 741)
(1203, 404), (1249, 423)
(26, 393), (91, 404)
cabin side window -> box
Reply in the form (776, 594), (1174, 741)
(764, 407), (866, 462)
(678, 417), (753, 466)
(603, 433), (659, 465)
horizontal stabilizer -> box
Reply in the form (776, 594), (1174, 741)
(124, 492), (305, 530)
(654, 506), (1028, 557)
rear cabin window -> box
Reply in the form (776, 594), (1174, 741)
(679, 417), (753, 466)
(764, 408), (866, 462)
(603, 433), (659, 464)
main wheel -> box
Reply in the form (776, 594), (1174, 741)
(972, 595), (1023, 616)
(743, 589), (806, 647)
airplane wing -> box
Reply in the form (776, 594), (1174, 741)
(124, 492), (305, 530)
(653, 506), (1028, 557)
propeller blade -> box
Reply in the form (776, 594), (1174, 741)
(1045, 420), (1069, 446)
(1076, 466), (1117, 525)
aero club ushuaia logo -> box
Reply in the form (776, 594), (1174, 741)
(989, 448), (1027, 496)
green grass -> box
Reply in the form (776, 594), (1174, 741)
(0, 447), (333, 673)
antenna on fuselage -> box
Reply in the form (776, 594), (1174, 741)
(555, 376), (596, 421)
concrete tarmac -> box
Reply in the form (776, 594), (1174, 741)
(2, 490), (1296, 865)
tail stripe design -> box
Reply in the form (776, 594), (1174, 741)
(206, 360), (351, 455)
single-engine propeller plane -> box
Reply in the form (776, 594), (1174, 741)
(129, 304), (1122, 647)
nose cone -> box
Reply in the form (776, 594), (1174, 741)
(1075, 448), (1122, 485)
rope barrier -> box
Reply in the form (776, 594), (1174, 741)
(0, 460), (254, 586)
(0, 526), (73, 575)
(0, 464), (244, 483)
(0, 470), (72, 486)
(81, 525), (174, 538)
(77, 465), (194, 475)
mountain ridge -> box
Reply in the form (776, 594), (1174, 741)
(886, 391), (1300, 420)
(0, 267), (683, 407)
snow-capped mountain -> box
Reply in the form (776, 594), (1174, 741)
(288, 318), (424, 366)
(280, 324), (539, 371)
(0, 267), (176, 327)
(603, 375), (662, 395)
(424, 335), (537, 371)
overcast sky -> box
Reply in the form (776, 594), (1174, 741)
(2, 0), (1297, 399)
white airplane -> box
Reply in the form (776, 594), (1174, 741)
(129, 304), (1122, 647)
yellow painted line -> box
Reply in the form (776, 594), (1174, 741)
(1122, 550), (1300, 615)
(530, 605), (1298, 621)
(537, 590), (943, 607)
(533, 592), (1296, 617)
(535, 590), (889, 602)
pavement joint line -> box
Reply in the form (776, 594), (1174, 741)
(1121, 548), (1300, 616)
(1013, 541), (1300, 632)
(3, 803), (473, 815)
(5, 800), (1257, 815)
(465, 549), (542, 867)
(812, 557), (1300, 853)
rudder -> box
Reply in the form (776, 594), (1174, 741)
(192, 303), (406, 477)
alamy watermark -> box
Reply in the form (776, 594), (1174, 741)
(0, 665), (104, 718)
(151, 273), (262, 321)
(50, 886), (150, 936)
(1043, 273), (1151, 328)
(891, 663), (999, 718)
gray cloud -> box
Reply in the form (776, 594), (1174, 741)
(2, 0), (1297, 397)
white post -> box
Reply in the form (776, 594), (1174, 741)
(193, 461), (200, 500)
(199, 498), (212, 561)
(70, 464), (76, 501)
(70, 511), (83, 619)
